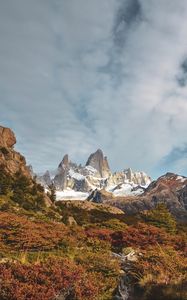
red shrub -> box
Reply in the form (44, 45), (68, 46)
(85, 227), (113, 242)
(111, 223), (170, 250)
(0, 259), (99, 300)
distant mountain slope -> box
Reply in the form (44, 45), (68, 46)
(88, 173), (187, 220)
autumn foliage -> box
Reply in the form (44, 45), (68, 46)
(0, 170), (186, 300)
(0, 259), (100, 300)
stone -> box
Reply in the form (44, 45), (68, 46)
(67, 216), (77, 226)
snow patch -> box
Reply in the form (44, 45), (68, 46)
(68, 169), (85, 181)
(176, 176), (186, 183)
(107, 183), (145, 197)
(85, 165), (97, 174)
(56, 189), (88, 201)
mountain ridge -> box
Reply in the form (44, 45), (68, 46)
(37, 148), (151, 199)
(88, 172), (187, 220)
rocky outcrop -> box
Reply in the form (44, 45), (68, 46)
(178, 185), (187, 211)
(53, 155), (89, 191)
(67, 216), (77, 226)
(0, 126), (16, 148)
(27, 165), (35, 177)
(0, 125), (53, 208)
(54, 154), (70, 190)
(113, 249), (138, 300)
(107, 168), (151, 187)
(124, 168), (151, 185)
(87, 189), (114, 203)
(37, 170), (52, 187)
(86, 149), (111, 178)
(0, 125), (30, 177)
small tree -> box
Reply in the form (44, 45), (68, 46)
(144, 203), (176, 233)
(0, 165), (13, 195)
(48, 183), (56, 203)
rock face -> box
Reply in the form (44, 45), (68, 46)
(87, 189), (114, 203)
(37, 170), (52, 187)
(0, 125), (52, 207)
(67, 216), (77, 226)
(89, 173), (187, 220)
(86, 149), (111, 178)
(0, 125), (30, 177)
(0, 126), (16, 148)
(54, 154), (69, 190)
(124, 168), (151, 185)
(53, 154), (87, 191)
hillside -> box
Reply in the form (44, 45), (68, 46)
(88, 173), (187, 221)
(0, 125), (186, 300)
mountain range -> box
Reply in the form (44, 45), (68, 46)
(37, 149), (151, 200)
(1, 125), (186, 220)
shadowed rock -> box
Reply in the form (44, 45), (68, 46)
(86, 149), (111, 178)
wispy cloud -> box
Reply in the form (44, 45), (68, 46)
(176, 57), (187, 87)
(113, 0), (142, 48)
(0, 0), (187, 177)
(160, 145), (187, 175)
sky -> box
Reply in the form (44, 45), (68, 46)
(1, 0), (187, 178)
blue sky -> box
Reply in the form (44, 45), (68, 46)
(1, 0), (187, 178)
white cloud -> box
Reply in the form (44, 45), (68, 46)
(0, 0), (187, 177)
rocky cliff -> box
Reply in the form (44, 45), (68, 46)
(0, 125), (52, 208)
(0, 125), (30, 177)
(86, 149), (111, 178)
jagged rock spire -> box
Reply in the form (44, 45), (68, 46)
(86, 149), (111, 178)
(58, 154), (69, 170)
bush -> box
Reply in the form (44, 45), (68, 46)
(0, 165), (13, 195)
(101, 218), (128, 231)
(0, 147), (9, 155)
(0, 259), (100, 300)
(133, 245), (187, 300)
(10, 172), (45, 210)
(143, 204), (177, 233)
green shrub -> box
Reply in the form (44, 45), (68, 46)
(143, 204), (176, 233)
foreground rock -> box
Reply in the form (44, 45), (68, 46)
(113, 249), (138, 300)
(0, 125), (52, 207)
(0, 125), (30, 177)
